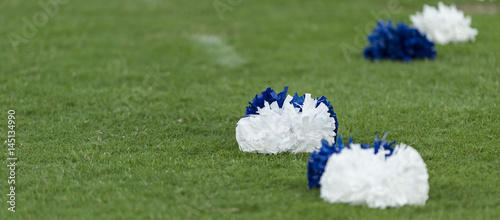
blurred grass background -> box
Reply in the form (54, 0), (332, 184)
(0, 0), (499, 219)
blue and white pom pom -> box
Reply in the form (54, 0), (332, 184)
(235, 87), (338, 154)
(364, 20), (436, 62)
(410, 2), (478, 45)
(308, 135), (429, 209)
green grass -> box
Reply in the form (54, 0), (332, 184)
(1, 0), (499, 219)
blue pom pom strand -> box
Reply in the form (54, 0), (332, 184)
(364, 20), (437, 62)
(307, 135), (397, 189)
(316, 96), (339, 135)
(291, 93), (305, 109)
(245, 86), (289, 117)
(359, 133), (396, 157)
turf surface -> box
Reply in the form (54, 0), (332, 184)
(1, 0), (499, 219)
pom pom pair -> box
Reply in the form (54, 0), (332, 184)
(364, 20), (436, 62)
(410, 2), (478, 45)
(235, 87), (338, 154)
(308, 135), (429, 209)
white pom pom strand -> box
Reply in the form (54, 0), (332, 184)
(319, 143), (429, 209)
(235, 94), (337, 154)
(410, 2), (478, 45)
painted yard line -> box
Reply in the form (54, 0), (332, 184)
(192, 35), (246, 67)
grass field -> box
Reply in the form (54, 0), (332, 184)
(1, 0), (499, 219)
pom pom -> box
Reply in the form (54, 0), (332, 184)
(307, 135), (394, 188)
(410, 2), (478, 45)
(317, 135), (429, 209)
(364, 20), (437, 62)
(236, 87), (338, 154)
(307, 137), (349, 188)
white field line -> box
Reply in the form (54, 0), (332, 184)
(192, 35), (246, 67)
